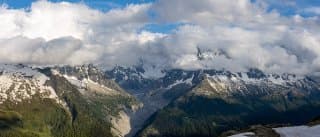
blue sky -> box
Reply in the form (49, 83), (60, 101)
(265, 0), (320, 16)
(0, 0), (154, 11)
(2, 0), (319, 13)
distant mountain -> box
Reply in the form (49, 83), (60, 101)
(129, 68), (320, 137)
(106, 66), (320, 137)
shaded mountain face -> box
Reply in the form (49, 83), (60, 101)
(106, 66), (202, 137)
(133, 69), (320, 137)
(106, 66), (320, 137)
(0, 64), (138, 137)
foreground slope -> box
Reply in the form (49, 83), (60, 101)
(0, 64), (138, 137)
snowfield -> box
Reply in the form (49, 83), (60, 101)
(0, 64), (60, 104)
(229, 125), (320, 137)
(274, 125), (320, 137)
(228, 132), (255, 137)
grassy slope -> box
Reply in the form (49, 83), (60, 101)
(0, 97), (70, 137)
(0, 70), (137, 137)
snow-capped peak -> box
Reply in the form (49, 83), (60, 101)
(0, 64), (60, 104)
(205, 69), (302, 85)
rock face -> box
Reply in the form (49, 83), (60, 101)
(0, 64), (138, 137)
(111, 111), (132, 137)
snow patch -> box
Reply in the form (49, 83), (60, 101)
(228, 132), (255, 137)
(140, 65), (165, 79)
(62, 73), (120, 96)
(166, 75), (194, 89)
(206, 72), (302, 85)
(274, 125), (320, 137)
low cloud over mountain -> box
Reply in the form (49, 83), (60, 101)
(0, 0), (319, 75)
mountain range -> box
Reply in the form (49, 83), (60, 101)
(1, 64), (320, 137)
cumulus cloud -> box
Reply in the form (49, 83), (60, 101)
(0, 0), (158, 66)
(0, 0), (319, 75)
(303, 7), (320, 15)
(147, 0), (320, 75)
(0, 36), (83, 64)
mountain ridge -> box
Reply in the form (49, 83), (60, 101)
(111, 67), (320, 137)
(0, 64), (139, 137)
(1, 64), (320, 137)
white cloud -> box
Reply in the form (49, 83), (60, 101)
(0, 0), (319, 76)
(0, 1), (151, 40)
(0, 36), (82, 64)
(303, 7), (320, 15)
(148, 0), (320, 75)
(0, 0), (159, 66)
